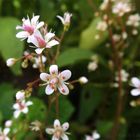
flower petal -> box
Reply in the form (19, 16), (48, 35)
(61, 134), (69, 140)
(26, 101), (33, 106)
(31, 15), (39, 25)
(40, 73), (50, 82)
(14, 110), (21, 118)
(58, 83), (69, 95)
(35, 48), (45, 54)
(46, 40), (59, 48)
(57, 15), (65, 24)
(131, 89), (140, 96)
(36, 22), (44, 29)
(49, 65), (58, 75)
(16, 31), (29, 39)
(3, 128), (10, 135)
(45, 85), (54, 95)
(52, 135), (59, 140)
(54, 119), (60, 128)
(22, 107), (28, 114)
(62, 122), (69, 131)
(59, 70), (71, 81)
(46, 128), (55, 134)
(45, 32), (55, 42)
(131, 77), (140, 88)
(13, 103), (19, 109)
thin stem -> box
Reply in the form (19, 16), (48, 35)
(53, 30), (65, 63)
(39, 54), (45, 72)
(55, 92), (59, 119)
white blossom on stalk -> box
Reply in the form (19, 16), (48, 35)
(5, 120), (12, 128)
(29, 30), (59, 54)
(40, 65), (71, 95)
(6, 58), (17, 67)
(112, 2), (131, 17)
(96, 21), (108, 31)
(16, 15), (44, 42)
(127, 14), (140, 27)
(0, 128), (10, 140)
(130, 77), (140, 96)
(13, 100), (33, 118)
(85, 131), (100, 140)
(32, 55), (47, 68)
(79, 77), (88, 84)
(57, 12), (72, 26)
(46, 119), (70, 140)
(88, 61), (98, 71)
(16, 90), (25, 101)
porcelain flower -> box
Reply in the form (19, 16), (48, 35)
(16, 15), (44, 42)
(40, 65), (71, 95)
(131, 77), (140, 96)
(46, 119), (69, 140)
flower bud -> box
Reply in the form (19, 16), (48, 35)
(5, 120), (12, 127)
(79, 76), (88, 84)
(6, 58), (17, 67)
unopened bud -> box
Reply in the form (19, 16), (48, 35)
(6, 58), (17, 67)
(79, 76), (88, 84)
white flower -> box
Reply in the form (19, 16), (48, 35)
(32, 55), (47, 68)
(16, 90), (25, 101)
(46, 119), (69, 140)
(85, 131), (100, 140)
(30, 120), (41, 131)
(13, 100), (33, 118)
(6, 58), (17, 67)
(88, 61), (98, 71)
(29, 30), (59, 54)
(112, 34), (121, 42)
(40, 65), (72, 95)
(127, 14), (140, 27)
(57, 12), (72, 26)
(5, 120), (12, 128)
(130, 77), (140, 96)
(16, 15), (44, 42)
(112, 2), (131, 16)
(0, 128), (10, 140)
(96, 21), (107, 31)
(115, 69), (129, 82)
(79, 77), (88, 84)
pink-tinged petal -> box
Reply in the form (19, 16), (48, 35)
(40, 73), (50, 82)
(13, 103), (19, 110)
(46, 128), (55, 134)
(35, 48), (45, 54)
(31, 15), (39, 25)
(26, 101), (33, 106)
(45, 85), (54, 95)
(59, 70), (71, 81)
(62, 122), (69, 131)
(131, 89), (140, 96)
(54, 119), (61, 128)
(49, 65), (58, 75)
(61, 134), (69, 140)
(52, 135), (59, 140)
(28, 35), (39, 47)
(45, 32), (55, 42)
(14, 110), (21, 118)
(22, 107), (28, 114)
(16, 31), (29, 39)
(36, 22), (44, 29)
(57, 15), (65, 24)
(58, 83), (69, 95)
(46, 40), (59, 48)
(131, 77), (140, 88)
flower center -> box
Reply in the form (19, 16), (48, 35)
(23, 25), (34, 35)
(35, 36), (46, 48)
(54, 128), (63, 139)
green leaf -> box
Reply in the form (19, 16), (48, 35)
(0, 83), (17, 119)
(57, 48), (93, 67)
(78, 83), (103, 123)
(27, 98), (47, 122)
(39, 0), (56, 24)
(80, 18), (108, 49)
(97, 120), (113, 136)
(0, 17), (23, 75)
